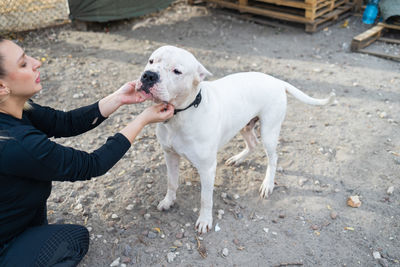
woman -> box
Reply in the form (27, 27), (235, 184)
(0, 37), (174, 266)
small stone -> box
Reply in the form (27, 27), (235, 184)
(233, 194), (240, 200)
(222, 248), (229, 257)
(173, 240), (183, 247)
(126, 204), (134, 211)
(175, 232), (184, 239)
(263, 228), (269, 233)
(167, 252), (176, 263)
(278, 213), (285, 219)
(217, 209), (224, 219)
(215, 223), (221, 232)
(74, 203), (83, 210)
(121, 257), (131, 264)
(233, 239), (240, 245)
(106, 227), (115, 233)
(147, 231), (157, 239)
(111, 214), (118, 219)
(298, 178), (308, 186)
(110, 257), (120, 267)
(144, 213), (151, 220)
(330, 211), (338, 220)
(123, 244), (132, 256)
(221, 192), (227, 198)
(311, 225), (319, 230)
(387, 186), (394, 195)
(379, 112), (387, 118)
(373, 251), (381, 259)
(347, 195), (361, 208)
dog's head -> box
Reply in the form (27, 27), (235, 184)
(137, 46), (212, 108)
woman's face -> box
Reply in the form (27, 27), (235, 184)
(0, 40), (42, 99)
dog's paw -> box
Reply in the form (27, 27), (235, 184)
(195, 215), (213, 234)
(157, 198), (175, 211)
(259, 181), (274, 198)
(225, 155), (243, 166)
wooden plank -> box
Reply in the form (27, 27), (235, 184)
(350, 24), (385, 51)
(379, 37), (400, 45)
(255, 0), (315, 9)
(358, 49), (400, 61)
(305, 3), (352, 32)
(206, 0), (312, 22)
(378, 22), (400, 31)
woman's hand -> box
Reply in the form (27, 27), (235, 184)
(120, 103), (174, 143)
(137, 103), (175, 124)
(99, 81), (151, 118)
(116, 81), (150, 105)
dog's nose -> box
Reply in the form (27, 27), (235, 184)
(141, 71), (159, 86)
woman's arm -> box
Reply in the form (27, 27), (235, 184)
(26, 81), (149, 138)
(2, 103), (174, 182)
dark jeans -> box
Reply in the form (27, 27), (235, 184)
(0, 224), (89, 267)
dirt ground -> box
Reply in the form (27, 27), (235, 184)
(14, 1), (400, 266)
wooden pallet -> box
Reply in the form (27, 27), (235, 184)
(351, 22), (400, 61)
(191, 0), (356, 32)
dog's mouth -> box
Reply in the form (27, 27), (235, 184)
(138, 84), (166, 103)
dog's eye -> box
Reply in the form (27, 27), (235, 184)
(149, 59), (153, 64)
(173, 69), (182, 75)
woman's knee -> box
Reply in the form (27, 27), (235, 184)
(38, 224), (90, 266)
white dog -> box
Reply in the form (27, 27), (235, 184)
(136, 45), (335, 234)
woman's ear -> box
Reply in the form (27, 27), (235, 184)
(0, 81), (10, 97)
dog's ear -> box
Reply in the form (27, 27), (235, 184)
(197, 63), (212, 81)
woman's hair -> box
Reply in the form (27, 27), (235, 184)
(0, 36), (5, 78)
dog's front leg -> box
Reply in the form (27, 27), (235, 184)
(195, 162), (217, 234)
(157, 149), (180, 211)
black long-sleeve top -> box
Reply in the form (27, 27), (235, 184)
(0, 101), (131, 245)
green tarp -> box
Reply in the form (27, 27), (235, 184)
(68, 0), (175, 22)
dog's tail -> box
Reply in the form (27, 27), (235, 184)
(285, 82), (335, 106)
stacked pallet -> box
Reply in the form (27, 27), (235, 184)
(191, 0), (357, 32)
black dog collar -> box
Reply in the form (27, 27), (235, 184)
(174, 90), (202, 115)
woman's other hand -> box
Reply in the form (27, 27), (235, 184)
(138, 103), (175, 124)
(116, 81), (152, 105)
(120, 103), (174, 143)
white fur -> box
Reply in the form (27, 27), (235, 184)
(140, 45), (335, 234)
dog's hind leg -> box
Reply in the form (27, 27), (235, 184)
(225, 117), (260, 166)
(259, 120), (282, 198)
(157, 149), (180, 211)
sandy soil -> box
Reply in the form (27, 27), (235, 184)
(15, 1), (400, 266)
